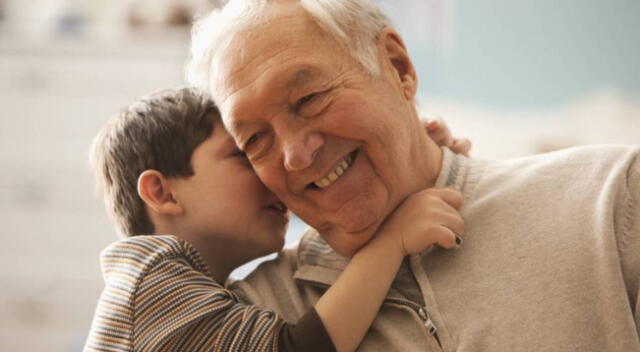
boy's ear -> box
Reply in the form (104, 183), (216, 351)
(137, 170), (183, 216)
(378, 27), (417, 101)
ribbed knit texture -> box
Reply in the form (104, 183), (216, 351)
(84, 235), (283, 352)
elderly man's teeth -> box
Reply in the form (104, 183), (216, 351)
(314, 153), (355, 188)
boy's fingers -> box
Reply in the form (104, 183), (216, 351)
(425, 198), (464, 235)
(425, 118), (455, 147)
(450, 138), (472, 157)
(425, 119), (439, 132)
(439, 120), (453, 145)
(438, 212), (465, 237)
(431, 226), (459, 249)
(428, 188), (464, 210)
(434, 130), (454, 148)
(455, 235), (464, 247)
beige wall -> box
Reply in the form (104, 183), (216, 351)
(0, 33), (189, 351)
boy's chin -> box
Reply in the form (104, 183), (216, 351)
(263, 234), (286, 255)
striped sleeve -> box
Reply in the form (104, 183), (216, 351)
(84, 282), (134, 351)
(131, 256), (284, 351)
(83, 235), (284, 352)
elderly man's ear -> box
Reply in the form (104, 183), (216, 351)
(378, 28), (417, 100)
(137, 170), (183, 216)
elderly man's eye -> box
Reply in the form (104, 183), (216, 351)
(297, 93), (317, 107)
(244, 133), (261, 148)
(242, 131), (272, 160)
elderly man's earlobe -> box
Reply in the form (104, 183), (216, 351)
(378, 28), (418, 100)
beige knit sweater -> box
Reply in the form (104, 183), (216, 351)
(231, 145), (640, 351)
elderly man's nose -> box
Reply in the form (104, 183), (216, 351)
(283, 133), (324, 171)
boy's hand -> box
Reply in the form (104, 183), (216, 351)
(379, 187), (464, 256)
(425, 117), (472, 157)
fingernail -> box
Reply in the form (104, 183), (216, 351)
(455, 235), (463, 247)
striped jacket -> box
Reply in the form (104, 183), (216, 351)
(83, 235), (285, 352)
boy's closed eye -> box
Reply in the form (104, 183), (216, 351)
(234, 149), (248, 159)
(231, 148), (254, 167)
(220, 137), (249, 160)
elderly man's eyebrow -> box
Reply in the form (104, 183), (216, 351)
(227, 119), (247, 137)
(286, 69), (316, 89)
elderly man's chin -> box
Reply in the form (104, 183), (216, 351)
(318, 210), (388, 258)
(303, 191), (397, 258)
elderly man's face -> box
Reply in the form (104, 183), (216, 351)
(212, 3), (439, 256)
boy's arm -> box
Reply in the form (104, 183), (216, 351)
(128, 258), (286, 352)
(93, 184), (462, 352)
(119, 189), (461, 352)
(314, 187), (464, 352)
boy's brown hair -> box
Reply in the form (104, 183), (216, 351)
(90, 87), (218, 237)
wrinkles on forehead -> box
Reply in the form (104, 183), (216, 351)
(211, 5), (345, 131)
(210, 3), (304, 94)
(211, 2), (345, 82)
(216, 54), (306, 129)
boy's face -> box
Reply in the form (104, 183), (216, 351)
(171, 118), (289, 263)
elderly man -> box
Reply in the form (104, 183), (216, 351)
(187, 0), (640, 350)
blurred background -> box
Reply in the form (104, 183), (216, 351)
(0, 0), (638, 350)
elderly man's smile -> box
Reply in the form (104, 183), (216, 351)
(299, 147), (383, 225)
(303, 149), (371, 213)
(310, 150), (357, 189)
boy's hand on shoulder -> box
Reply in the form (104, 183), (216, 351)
(424, 117), (472, 157)
(379, 187), (465, 256)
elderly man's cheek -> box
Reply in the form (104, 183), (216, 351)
(335, 200), (384, 232)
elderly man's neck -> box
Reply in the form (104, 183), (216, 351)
(409, 121), (444, 190)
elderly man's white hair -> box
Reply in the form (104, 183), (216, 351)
(186, 0), (392, 94)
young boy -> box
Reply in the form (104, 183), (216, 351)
(84, 87), (466, 352)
